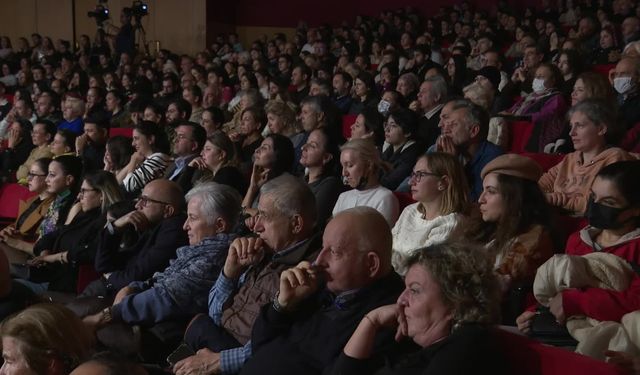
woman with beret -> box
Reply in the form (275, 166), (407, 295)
(461, 154), (555, 321)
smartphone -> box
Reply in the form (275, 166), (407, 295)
(166, 343), (196, 367)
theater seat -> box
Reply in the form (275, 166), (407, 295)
(393, 191), (415, 212)
(620, 122), (640, 153)
(109, 128), (134, 138)
(77, 265), (100, 294)
(592, 64), (616, 79)
(508, 120), (535, 153)
(496, 329), (626, 375)
(342, 114), (357, 140)
(520, 153), (565, 172)
(0, 183), (36, 221)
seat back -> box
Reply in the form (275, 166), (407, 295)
(508, 120), (535, 153)
(393, 191), (415, 212)
(496, 329), (626, 375)
(342, 114), (357, 140)
(0, 183), (37, 220)
(520, 153), (565, 172)
(109, 127), (134, 138)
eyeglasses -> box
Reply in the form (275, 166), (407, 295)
(135, 195), (171, 207)
(410, 171), (441, 182)
(79, 188), (97, 195)
(27, 172), (46, 179)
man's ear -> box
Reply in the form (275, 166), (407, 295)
(469, 123), (481, 139)
(322, 152), (333, 166)
(366, 251), (381, 278)
(290, 214), (303, 234)
(163, 204), (175, 218)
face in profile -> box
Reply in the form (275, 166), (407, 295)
(0, 336), (37, 375)
(478, 172), (505, 223)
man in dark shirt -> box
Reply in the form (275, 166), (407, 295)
(82, 180), (188, 301)
(76, 115), (108, 174)
(239, 207), (403, 375)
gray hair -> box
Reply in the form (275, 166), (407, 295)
(447, 98), (489, 140)
(567, 98), (622, 144)
(185, 182), (242, 227)
(398, 72), (420, 92)
(424, 75), (448, 103)
(300, 95), (323, 114)
(260, 173), (317, 227)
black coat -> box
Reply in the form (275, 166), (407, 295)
(381, 141), (423, 191)
(331, 324), (508, 375)
(240, 272), (404, 375)
(31, 207), (105, 293)
(94, 213), (188, 292)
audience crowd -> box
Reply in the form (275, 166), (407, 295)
(2, 0), (640, 374)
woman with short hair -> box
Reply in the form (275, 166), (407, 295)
(539, 99), (633, 215)
(334, 241), (505, 374)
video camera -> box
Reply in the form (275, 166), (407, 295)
(125, 1), (148, 23)
(87, 1), (110, 27)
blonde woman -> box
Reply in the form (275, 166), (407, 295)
(333, 138), (399, 225)
(391, 153), (469, 274)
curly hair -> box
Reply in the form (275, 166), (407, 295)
(406, 241), (501, 327)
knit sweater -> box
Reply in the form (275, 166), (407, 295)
(391, 204), (459, 274)
(333, 185), (399, 226)
(538, 148), (633, 215)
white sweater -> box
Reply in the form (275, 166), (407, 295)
(391, 203), (460, 274)
(332, 185), (399, 226)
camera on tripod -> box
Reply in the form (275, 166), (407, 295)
(87, 0), (110, 27)
(125, 0), (148, 24)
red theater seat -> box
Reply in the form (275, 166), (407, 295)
(592, 64), (616, 79)
(109, 127), (134, 138)
(520, 153), (565, 172)
(342, 114), (357, 140)
(0, 183), (37, 221)
(508, 120), (535, 153)
(393, 192), (415, 211)
(497, 329), (626, 375)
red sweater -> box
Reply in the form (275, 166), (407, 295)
(562, 228), (640, 322)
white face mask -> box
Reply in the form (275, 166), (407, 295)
(532, 78), (546, 94)
(377, 99), (391, 115)
(614, 76), (635, 95)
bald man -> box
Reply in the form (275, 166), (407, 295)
(239, 207), (403, 375)
(84, 179), (188, 299)
(613, 57), (640, 129)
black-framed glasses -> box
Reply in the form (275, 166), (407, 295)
(27, 172), (47, 179)
(79, 188), (98, 195)
(135, 195), (171, 207)
(410, 171), (441, 183)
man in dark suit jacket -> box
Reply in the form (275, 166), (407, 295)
(164, 121), (206, 182)
(88, 179), (189, 297)
(239, 207), (404, 375)
(416, 76), (448, 149)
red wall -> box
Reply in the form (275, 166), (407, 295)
(230, 0), (539, 28)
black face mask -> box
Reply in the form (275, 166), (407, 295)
(586, 197), (630, 230)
